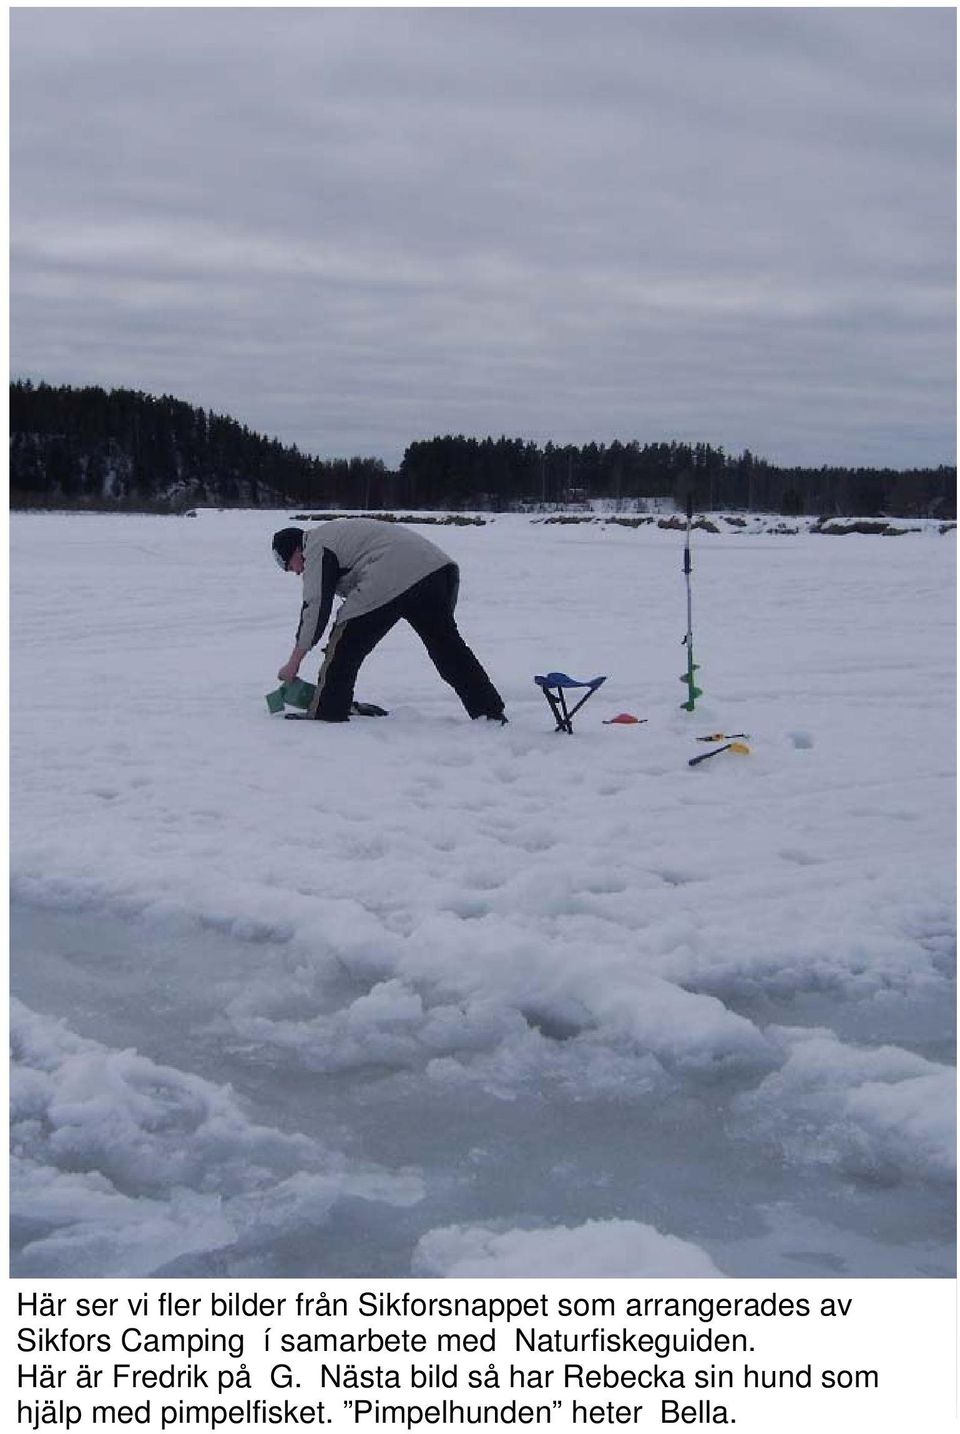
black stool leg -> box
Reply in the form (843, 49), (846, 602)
(543, 688), (567, 732)
(556, 688), (573, 734)
(565, 687), (601, 724)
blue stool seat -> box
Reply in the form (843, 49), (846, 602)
(535, 672), (606, 692)
(534, 673), (607, 733)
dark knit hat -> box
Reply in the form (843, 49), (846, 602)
(272, 527), (305, 569)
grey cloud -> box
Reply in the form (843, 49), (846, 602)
(10, 7), (956, 467)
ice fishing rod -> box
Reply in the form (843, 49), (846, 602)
(680, 492), (702, 711)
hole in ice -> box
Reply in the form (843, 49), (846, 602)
(520, 1007), (588, 1042)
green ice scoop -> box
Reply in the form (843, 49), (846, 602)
(265, 676), (316, 713)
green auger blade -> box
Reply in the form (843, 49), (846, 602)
(679, 664), (702, 710)
(680, 667), (702, 710)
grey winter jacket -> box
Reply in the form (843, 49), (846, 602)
(295, 518), (452, 651)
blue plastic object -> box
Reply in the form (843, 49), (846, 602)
(535, 672), (606, 692)
(534, 672), (607, 733)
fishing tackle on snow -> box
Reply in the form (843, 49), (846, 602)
(688, 741), (750, 767)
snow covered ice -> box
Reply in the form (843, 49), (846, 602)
(10, 509), (956, 1278)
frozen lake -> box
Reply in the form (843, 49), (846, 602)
(10, 510), (956, 1278)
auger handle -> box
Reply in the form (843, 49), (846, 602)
(689, 741), (750, 767)
(689, 743), (732, 766)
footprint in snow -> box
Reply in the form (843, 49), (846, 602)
(445, 895), (492, 920)
(779, 848), (824, 867)
(651, 867), (699, 886)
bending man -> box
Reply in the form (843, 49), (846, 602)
(272, 518), (507, 723)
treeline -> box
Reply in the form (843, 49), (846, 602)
(9, 381), (956, 518)
(398, 435), (955, 517)
(9, 382), (388, 512)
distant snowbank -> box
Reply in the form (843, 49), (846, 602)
(185, 505), (955, 538)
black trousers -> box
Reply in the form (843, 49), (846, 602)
(309, 563), (504, 721)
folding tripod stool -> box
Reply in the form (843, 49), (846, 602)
(534, 672), (607, 734)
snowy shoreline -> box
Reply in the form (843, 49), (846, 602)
(11, 504), (957, 540)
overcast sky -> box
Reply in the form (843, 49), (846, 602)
(10, 6), (956, 468)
